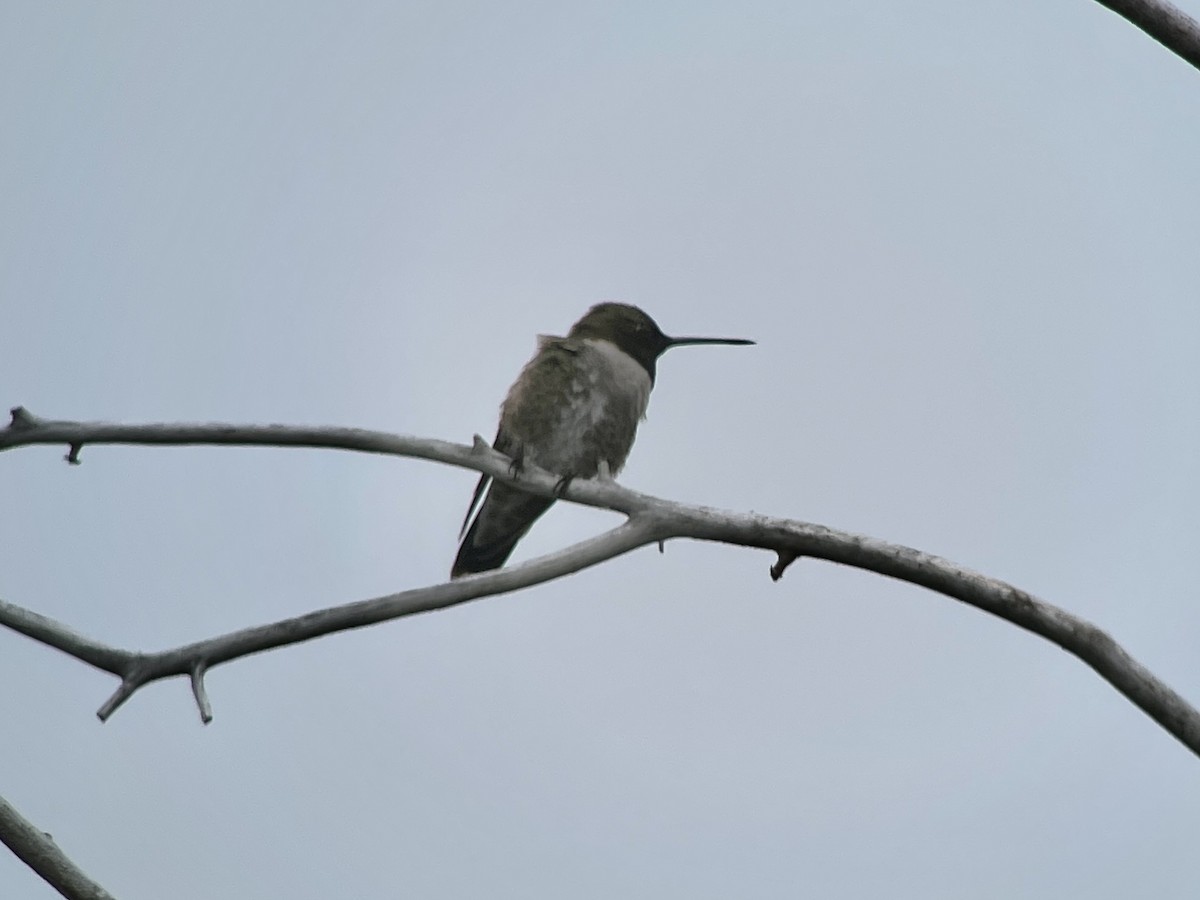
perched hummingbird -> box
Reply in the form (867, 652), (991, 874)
(451, 302), (753, 577)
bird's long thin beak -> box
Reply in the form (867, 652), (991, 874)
(665, 335), (755, 348)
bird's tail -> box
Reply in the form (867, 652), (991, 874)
(451, 481), (554, 577)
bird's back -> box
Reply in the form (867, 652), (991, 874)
(502, 336), (650, 477)
(450, 336), (651, 577)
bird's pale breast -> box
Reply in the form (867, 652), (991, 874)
(501, 336), (651, 478)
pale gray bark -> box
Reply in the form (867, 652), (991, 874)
(0, 797), (115, 900)
(2, 407), (1198, 760)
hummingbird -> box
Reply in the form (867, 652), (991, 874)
(451, 302), (753, 577)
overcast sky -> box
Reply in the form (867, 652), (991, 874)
(3, 2), (1200, 898)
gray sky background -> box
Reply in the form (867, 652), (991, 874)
(3, 3), (1200, 897)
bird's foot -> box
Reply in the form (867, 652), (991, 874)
(554, 461), (615, 497)
(507, 445), (526, 479)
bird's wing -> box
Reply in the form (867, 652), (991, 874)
(457, 428), (514, 539)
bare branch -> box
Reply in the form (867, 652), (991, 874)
(0, 517), (660, 722)
(3, 407), (614, 507)
(0, 795), (116, 900)
(1094, 0), (1200, 71)
(0, 599), (129, 674)
(3, 407), (1199, 760)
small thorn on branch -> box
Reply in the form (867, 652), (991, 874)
(190, 663), (213, 724)
(65, 443), (82, 465)
(8, 406), (38, 430)
(658, 540), (665, 554)
(96, 678), (139, 722)
(770, 550), (802, 582)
